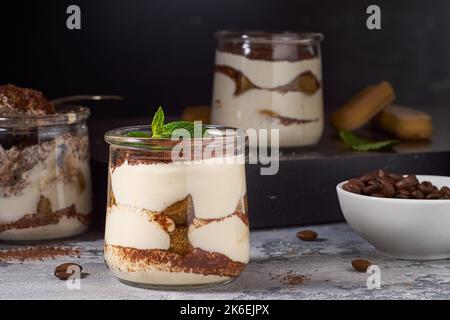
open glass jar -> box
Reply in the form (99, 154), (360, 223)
(211, 31), (324, 147)
(104, 125), (249, 289)
(0, 106), (92, 241)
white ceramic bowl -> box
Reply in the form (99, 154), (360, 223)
(337, 175), (450, 260)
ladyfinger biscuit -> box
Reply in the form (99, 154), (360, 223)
(376, 105), (432, 141)
(332, 81), (395, 130)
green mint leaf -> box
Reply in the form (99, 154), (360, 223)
(126, 131), (151, 138)
(352, 140), (398, 151)
(339, 130), (398, 152)
(151, 106), (165, 138)
(161, 121), (206, 138)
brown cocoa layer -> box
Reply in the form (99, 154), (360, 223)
(1, 133), (89, 196)
(190, 211), (249, 229)
(259, 109), (319, 126)
(0, 204), (90, 233)
(0, 84), (55, 116)
(215, 65), (320, 96)
(0, 246), (81, 262)
(218, 42), (317, 62)
(105, 244), (246, 277)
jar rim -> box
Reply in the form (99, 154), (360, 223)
(215, 30), (324, 44)
(104, 124), (246, 151)
(0, 105), (90, 128)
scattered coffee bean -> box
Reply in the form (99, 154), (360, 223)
(351, 259), (372, 272)
(343, 170), (450, 200)
(297, 230), (318, 241)
(54, 263), (82, 280)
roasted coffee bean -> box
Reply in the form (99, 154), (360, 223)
(380, 180), (396, 197)
(426, 192), (441, 199)
(397, 189), (411, 196)
(441, 186), (450, 196)
(54, 263), (82, 280)
(297, 230), (318, 241)
(418, 181), (434, 194)
(376, 169), (387, 178)
(347, 170), (450, 200)
(343, 182), (362, 194)
(361, 172), (377, 183)
(348, 179), (364, 188)
(404, 175), (419, 187)
(395, 180), (409, 190)
(363, 183), (381, 195)
(352, 259), (372, 272)
(411, 189), (425, 199)
(388, 173), (403, 181)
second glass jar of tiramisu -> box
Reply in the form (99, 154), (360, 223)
(211, 31), (324, 147)
(104, 125), (249, 289)
(0, 85), (92, 241)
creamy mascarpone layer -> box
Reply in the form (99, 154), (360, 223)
(0, 160), (91, 224)
(189, 214), (249, 263)
(0, 216), (88, 241)
(212, 73), (324, 147)
(105, 253), (230, 285)
(111, 158), (246, 219)
(215, 51), (322, 88)
(105, 204), (170, 250)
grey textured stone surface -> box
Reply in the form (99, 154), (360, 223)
(1, 223), (450, 300)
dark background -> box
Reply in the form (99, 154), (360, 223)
(1, 0), (449, 119)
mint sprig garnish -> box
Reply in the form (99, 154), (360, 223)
(124, 107), (207, 140)
(151, 106), (206, 138)
(339, 130), (398, 152)
(151, 106), (165, 138)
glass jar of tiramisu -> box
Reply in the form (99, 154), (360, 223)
(211, 31), (324, 147)
(0, 85), (92, 241)
(104, 125), (249, 289)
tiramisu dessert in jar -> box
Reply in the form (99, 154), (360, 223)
(104, 108), (249, 288)
(0, 84), (92, 241)
(211, 31), (324, 147)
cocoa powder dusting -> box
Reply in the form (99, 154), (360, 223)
(270, 271), (310, 285)
(0, 246), (81, 262)
(105, 245), (246, 277)
(215, 65), (320, 96)
(259, 110), (319, 126)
